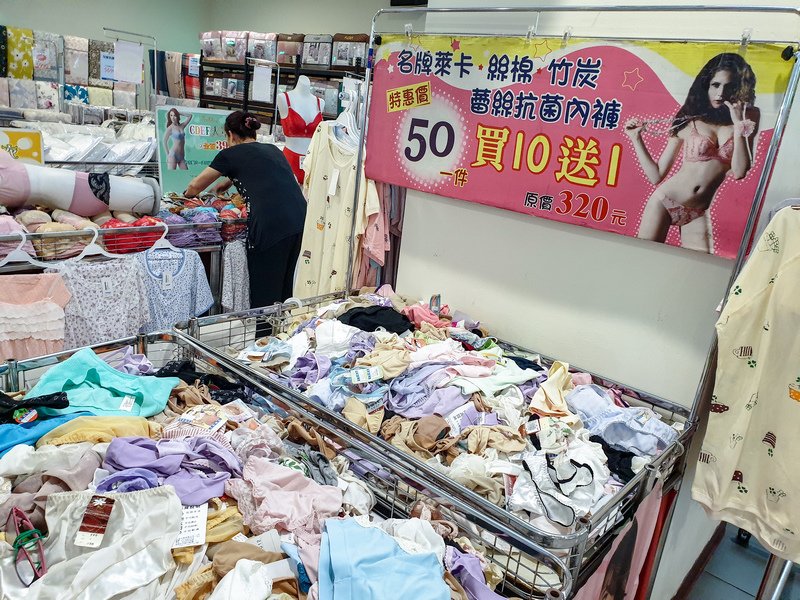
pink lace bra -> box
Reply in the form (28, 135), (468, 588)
(684, 121), (734, 164)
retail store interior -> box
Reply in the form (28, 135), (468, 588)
(0, 0), (799, 598)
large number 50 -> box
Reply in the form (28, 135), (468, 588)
(404, 118), (456, 162)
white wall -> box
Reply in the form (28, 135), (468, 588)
(0, 0), (208, 53)
(204, 0), (421, 38)
(392, 1), (800, 599)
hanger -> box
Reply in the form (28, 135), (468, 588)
(67, 228), (126, 262)
(0, 232), (57, 270)
(147, 221), (181, 255)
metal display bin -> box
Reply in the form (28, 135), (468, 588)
(0, 331), (572, 599)
(176, 294), (695, 594)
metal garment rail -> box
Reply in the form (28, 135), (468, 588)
(340, 5), (800, 599)
(0, 222), (243, 314)
(103, 27), (158, 107)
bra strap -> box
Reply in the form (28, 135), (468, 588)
(284, 92), (292, 107)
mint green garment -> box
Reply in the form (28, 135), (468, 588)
(25, 348), (179, 418)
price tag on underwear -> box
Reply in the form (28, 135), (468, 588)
(74, 495), (116, 548)
(101, 277), (114, 296)
(328, 168), (340, 196)
(443, 403), (473, 437)
(172, 504), (208, 548)
(232, 532), (249, 543)
(350, 366), (383, 384)
(161, 271), (174, 291)
(118, 395), (136, 412)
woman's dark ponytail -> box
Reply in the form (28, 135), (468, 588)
(224, 111), (261, 139)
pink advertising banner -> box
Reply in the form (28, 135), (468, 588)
(365, 35), (792, 257)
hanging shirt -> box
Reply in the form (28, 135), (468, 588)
(295, 125), (379, 297)
(52, 257), (150, 349)
(135, 248), (214, 332)
(0, 273), (71, 361)
(221, 240), (250, 312)
(208, 142), (307, 249)
(693, 206), (800, 562)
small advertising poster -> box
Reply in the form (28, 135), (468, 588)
(0, 128), (44, 164)
(156, 106), (231, 194)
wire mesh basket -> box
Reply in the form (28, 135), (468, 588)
(45, 161), (160, 178)
(0, 332), (573, 599)
(175, 294), (696, 590)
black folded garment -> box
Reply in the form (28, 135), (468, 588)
(590, 434), (637, 483)
(338, 306), (414, 334)
(155, 360), (241, 390)
(0, 391), (69, 423)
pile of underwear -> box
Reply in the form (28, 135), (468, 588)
(161, 193), (248, 243)
(0, 343), (520, 599)
(229, 289), (682, 536)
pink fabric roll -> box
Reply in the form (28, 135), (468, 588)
(0, 150), (31, 207)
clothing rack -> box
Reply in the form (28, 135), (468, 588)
(102, 27), (157, 109)
(342, 5), (800, 599)
(0, 222), (246, 314)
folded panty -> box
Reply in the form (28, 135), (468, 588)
(566, 384), (678, 456)
(446, 546), (505, 600)
(95, 467), (160, 493)
(342, 397), (384, 434)
(0, 391), (69, 423)
(289, 352), (331, 390)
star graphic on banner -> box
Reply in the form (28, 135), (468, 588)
(478, 64), (484, 71)
(387, 64), (394, 74)
(451, 39), (461, 51)
(622, 68), (644, 91)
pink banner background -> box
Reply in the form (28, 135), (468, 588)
(365, 42), (778, 258)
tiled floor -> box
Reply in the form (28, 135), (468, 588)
(688, 525), (800, 599)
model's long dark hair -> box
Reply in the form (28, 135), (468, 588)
(671, 53), (756, 135)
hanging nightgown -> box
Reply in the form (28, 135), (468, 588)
(692, 206), (800, 561)
(294, 124), (378, 297)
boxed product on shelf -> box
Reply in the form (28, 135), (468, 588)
(277, 33), (304, 65)
(247, 32), (278, 62)
(309, 78), (340, 115)
(302, 34), (333, 67)
(221, 31), (248, 64)
(332, 33), (369, 69)
(200, 31), (224, 61)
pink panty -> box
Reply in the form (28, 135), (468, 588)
(657, 191), (706, 227)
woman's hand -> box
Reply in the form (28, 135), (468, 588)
(214, 179), (233, 195)
(625, 118), (646, 138)
(724, 101), (745, 125)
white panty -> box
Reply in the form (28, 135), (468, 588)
(0, 486), (182, 599)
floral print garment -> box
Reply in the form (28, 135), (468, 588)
(33, 31), (62, 82)
(35, 80), (60, 111)
(6, 27), (33, 79)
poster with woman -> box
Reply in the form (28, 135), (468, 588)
(365, 36), (793, 258)
(156, 106), (230, 194)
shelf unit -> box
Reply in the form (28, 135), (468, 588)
(199, 53), (364, 133)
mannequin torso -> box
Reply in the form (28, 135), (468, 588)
(277, 76), (323, 155)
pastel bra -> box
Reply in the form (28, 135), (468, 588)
(684, 120), (734, 164)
